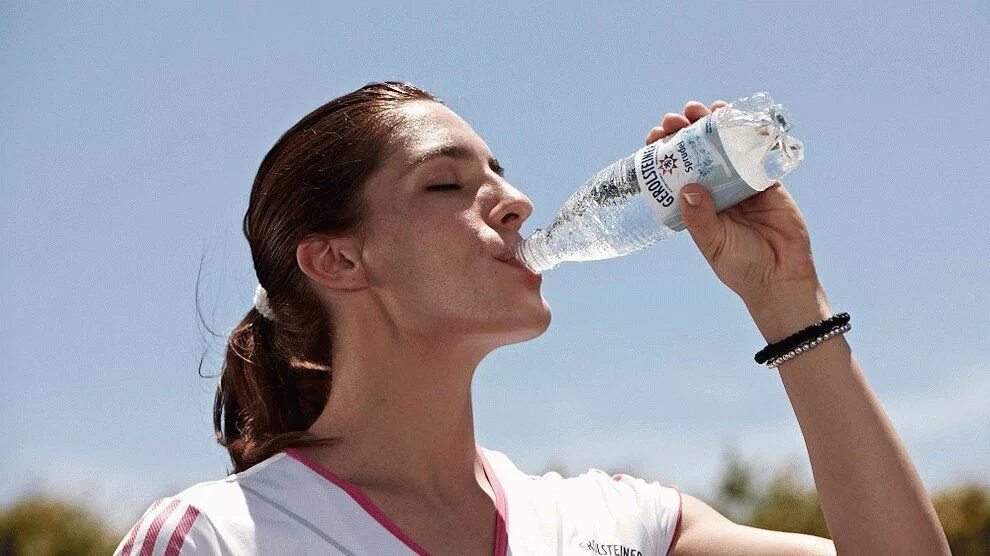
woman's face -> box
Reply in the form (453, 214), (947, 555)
(356, 100), (551, 348)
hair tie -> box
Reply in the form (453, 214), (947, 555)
(253, 284), (276, 321)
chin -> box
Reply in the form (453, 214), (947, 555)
(496, 302), (552, 346)
(437, 297), (552, 349)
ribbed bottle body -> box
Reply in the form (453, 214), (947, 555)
(517, 92), (804, 273)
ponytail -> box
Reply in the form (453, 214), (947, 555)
(214, 307), (335, 473)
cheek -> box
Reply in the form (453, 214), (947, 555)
(399, 223), (497, 311)
(412, 229), (481, 289)
(367, 211), (478, 288)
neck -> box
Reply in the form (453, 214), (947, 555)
(302, 299), (495, 505)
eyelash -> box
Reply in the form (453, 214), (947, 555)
(426, 183), (463, 191)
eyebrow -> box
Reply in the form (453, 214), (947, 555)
(413, 144), (505, 177)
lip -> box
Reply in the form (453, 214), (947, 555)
(497, 256), (542, 283)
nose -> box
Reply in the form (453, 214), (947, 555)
(488, 180), (534, 232)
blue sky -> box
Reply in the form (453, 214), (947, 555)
(2, 2), (988, 530)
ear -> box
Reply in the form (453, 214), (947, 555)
(296, 233), (369, 290)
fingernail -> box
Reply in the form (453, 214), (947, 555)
(683, 192), (701, 205)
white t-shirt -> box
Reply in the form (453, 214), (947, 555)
(115, 444), (683, 555)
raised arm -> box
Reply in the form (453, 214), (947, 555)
(648, 101), (950, 555)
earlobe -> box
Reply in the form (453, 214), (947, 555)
(296, 234), (368, 290)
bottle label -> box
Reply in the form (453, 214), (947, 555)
(634, 114), (755, 231)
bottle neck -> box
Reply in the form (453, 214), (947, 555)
(516, 229), (560, 273)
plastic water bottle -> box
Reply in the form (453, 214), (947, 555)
(515, 92), (804, 272)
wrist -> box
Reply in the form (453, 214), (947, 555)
(744, 281), (832, 343)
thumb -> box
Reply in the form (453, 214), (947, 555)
(678, 183), (725, 261)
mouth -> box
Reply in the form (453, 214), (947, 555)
(496, 254), (542, 282)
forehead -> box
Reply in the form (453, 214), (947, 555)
(388, 101), (488, 165)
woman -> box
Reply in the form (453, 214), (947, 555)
(116, 82), (949, 555)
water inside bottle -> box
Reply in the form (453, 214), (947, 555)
(517, 92), (804, 273)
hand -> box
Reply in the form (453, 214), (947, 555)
(646, 101), (825, 330)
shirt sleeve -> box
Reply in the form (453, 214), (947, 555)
(114, 496), (222, 555)
(608, 473), (683, 556)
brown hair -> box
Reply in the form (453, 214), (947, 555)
(207, 81), (443, 473)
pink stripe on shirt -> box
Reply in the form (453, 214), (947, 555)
(139, 498), (182, 556)
(286, 446), (511, 556)
(164, 504), (202, 556)
(121, 499), (163, 556)
(477, 446), (509, 556)
(667, 485), (684, 556)
(285, 448), (431, 556)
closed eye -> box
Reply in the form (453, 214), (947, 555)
(425, 183), (463, 191)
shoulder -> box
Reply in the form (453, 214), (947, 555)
(114, 452), (298, 555)
(480, 446), (683, 556)
(491, 446), (681, 521)
(169, 451), (297, 519)
(560, 468), (683, 554)
(113, 495), (221, 555)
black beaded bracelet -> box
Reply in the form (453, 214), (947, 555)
(754, 312), (850, 365)
(764, 322), (851, 368)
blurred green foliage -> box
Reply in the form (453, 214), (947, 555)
(2, 452), (987, 554)
(708, 453), (831, 538)
(545, 450), (988, 556)
(931, 483), (990, 556)
(0, 497), (119, 555)
(703, 450), (989, 555)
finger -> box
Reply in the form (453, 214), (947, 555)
(661, 112), (691, 136)
(645, 126), (666, 145)
(678, 183), (725, 262)
(683, 101), (710, 123)
(710, 100), (728, 112)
